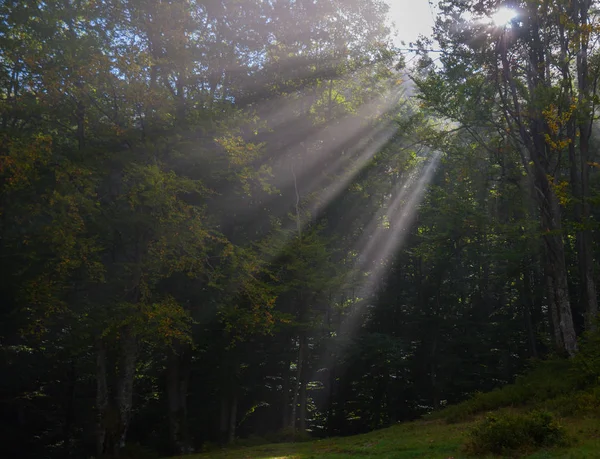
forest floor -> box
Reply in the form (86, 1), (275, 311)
(171, 412), (600, 459)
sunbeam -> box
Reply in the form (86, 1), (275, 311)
(336, 150), (441, 336)
(356, 150), (440, 293)
(214, 80), (406, 243)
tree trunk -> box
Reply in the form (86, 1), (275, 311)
(430, 335), (439, 410)
(219, 394), (229, 445)
(298, 355), (307, 433)
(539, 183), (577, 356)
(523, 268), (539, 359)
(96, 341), (109, 459)
(568, 121), (587, 334)
(63, 359), (76, 459)
(167, 343), (191, 454)
(281, 358), (291, 430)
(114, 325), (137, 455)
(576, 0), (598, 330)
(290, 332), (306, 433)
(228, 394), (237, 445)
(326, 361), (336, 436)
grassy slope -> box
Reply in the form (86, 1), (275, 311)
(174, 414), (600, 459)
(175, 359), (600, 458)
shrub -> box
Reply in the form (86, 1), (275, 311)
(543, 387), (600, 417)
(435, 358), (576, 424)
(464, 410), (568, 456)
(572, 326), (600, 387)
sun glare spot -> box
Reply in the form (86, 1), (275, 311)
(490, 7), (517, 27)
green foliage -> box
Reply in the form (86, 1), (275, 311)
(542, 387), (600, 418)
(572, 326), (600, 387)
(464, 411), (568, 456)
(436, 359), (575, 423)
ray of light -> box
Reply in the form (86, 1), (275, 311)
(255, 84), (405, 242)
(340, 150), (441, 332)
(313, 150), (441, 395)
(215, 81), (405, 234)
(307, 121), (399, 217)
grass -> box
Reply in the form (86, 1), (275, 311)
(172, 356), (600, 458)
(171, 420), (468, 459)
(170, 414), (600, 459)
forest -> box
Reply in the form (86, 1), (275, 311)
(2, 0), (600, 458)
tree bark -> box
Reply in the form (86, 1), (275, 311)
(539, 181), (577, 356)
(281, 358), (291, 430)
(523, 267), (539, 359)
(113, 325), (137, 456)
(298, 348), (307, 433)
(167, 343), (191, 454)
(290, 332), (306, 433)
(96, 342), (108, 458)
(219, 394), (229, 445)
(576, 0), (598, 329)
(63, 359), (76, 459)
(228, 393), (237, 444)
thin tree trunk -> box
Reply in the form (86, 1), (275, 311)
(63, 359), (76, 459)
(430, 335), (439, 410)
(546, 272), (563, 352)
(298, 341), (307, 434)
(290, 333), (305, 432)
(576, 0), (598, 330)
(167, 349), (180, 452)
(523, 268), (539, 359)
(281, 358), (291, 430)
(115, 325), (137, 455)
(326, 362), (336, 435)
(219, 394), (229, 445)
(568, 118), (587, 333)
(167, 343), (191, 454)
(96, 341), (109, 459)
(228, 394), (237, 444)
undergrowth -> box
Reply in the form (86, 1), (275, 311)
(435, 328), (600, 424)
(435, 359), (575, 423)
(464, 410), (568, 456)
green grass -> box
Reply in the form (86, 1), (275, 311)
(171, 414), (600, 459)
(172, 357), (600, 458)
(171, 420), (468, 459)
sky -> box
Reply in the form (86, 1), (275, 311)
(387, 0), (437, 46)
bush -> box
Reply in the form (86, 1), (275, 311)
(543, 387), (600, 417)
(572, 326), (600, 387)
(464, 410), (568, 456)
(435, 359), (576, 424)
